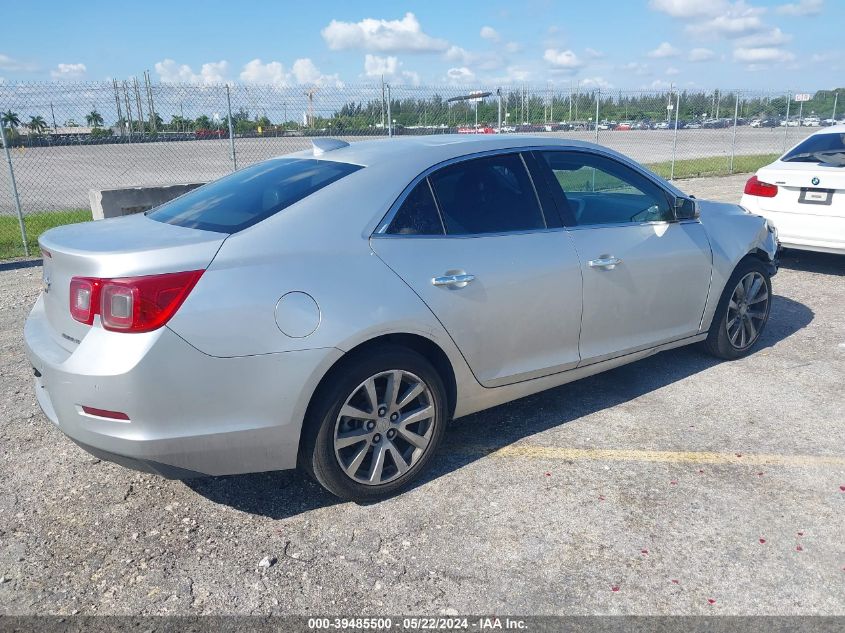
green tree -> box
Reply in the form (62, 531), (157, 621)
(85, 110), (104, 127)
(1, 110), (21, 129)
(27, 115), (48, 136)
(194, 115), (212, 129)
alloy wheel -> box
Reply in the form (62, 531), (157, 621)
(333, 370), (436, 486)
(725, 271), (769, 350)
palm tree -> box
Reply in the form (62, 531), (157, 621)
(28, 115), (48, 136)
(85, 110), (104, 128)
(1, 110), (21, 130)
(194, 115), (211, 130)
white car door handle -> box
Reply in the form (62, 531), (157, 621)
(588, 256), (623, 269)
(432, 273), (475, 288)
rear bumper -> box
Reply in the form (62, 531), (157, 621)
(24, 294), (342, 477)
(741, 196), (845, 255)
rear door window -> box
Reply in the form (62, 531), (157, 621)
(148, 158), (362, 233)
(428, 154), (546, 235)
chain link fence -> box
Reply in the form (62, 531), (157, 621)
(1, 81), (841, 258)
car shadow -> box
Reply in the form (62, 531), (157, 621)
(778, 249), (844, 276)
(185, 294), (813, 519)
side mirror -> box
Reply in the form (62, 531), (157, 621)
(674, 196), (699, 220)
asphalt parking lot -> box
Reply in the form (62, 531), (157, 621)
(1, 244), (844, 615)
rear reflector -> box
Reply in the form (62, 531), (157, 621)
(69, 270), (203, 332)
(744, 175), (778, 198)
(80, 406), (130, 420)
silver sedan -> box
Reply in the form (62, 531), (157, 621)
(24, 136), (778, 500)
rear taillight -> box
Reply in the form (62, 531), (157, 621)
(69, 277), (100, 325)
(69, 270), (203, 332)
(744, 175), (778, 198)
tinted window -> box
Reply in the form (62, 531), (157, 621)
(148, 158), (362, 233)
(429, 154), (545, 235)
(387, 179), (444, 235)
(782, 132), (845, 164)
(539, 152), (672, 226)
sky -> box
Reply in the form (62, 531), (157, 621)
(1, 0), (842, 91)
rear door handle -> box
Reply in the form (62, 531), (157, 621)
(432, 273), (475, 288)
(588, 255), (622, 269)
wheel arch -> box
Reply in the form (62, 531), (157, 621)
(298, 333), (458, 458)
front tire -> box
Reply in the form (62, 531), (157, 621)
(300, 345), (448, 502)
(705, 258), (772, 360)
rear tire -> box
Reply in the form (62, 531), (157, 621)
(705, 258), (772, 360)
(300, 345), (448, 502)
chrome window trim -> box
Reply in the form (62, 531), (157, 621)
(373, 144), (686, 237)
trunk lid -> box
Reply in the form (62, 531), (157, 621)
(756, 161), (845, 217)
(39, 213), (226, 351)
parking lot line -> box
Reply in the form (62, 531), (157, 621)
(490, 445), (845, 468)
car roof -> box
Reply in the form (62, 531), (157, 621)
(812, 124), (845, 134)
(289, 134), (605, 170)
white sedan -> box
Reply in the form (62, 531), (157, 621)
(742, 125), (845, 254)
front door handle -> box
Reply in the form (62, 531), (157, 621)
(588, 255), (623, 270)
(432, 273), (475, 288)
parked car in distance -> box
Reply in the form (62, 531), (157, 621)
(741, 124), (845, 254)
(26, 135), (778, 501)
(654, 121), (671, 129)
(803, 116), (821, 127)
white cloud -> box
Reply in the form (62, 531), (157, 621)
(688, 47), (716, 61)
(776, 0), (823, 16)
(291, 58), (343, 87)
(155, 59), (230, 84)
(666, 66), (680, 75)
(543, 49), (583, 69)
(584, 48), (604, 59)
(687, 4), (767, 38)
(619, 61), (651, 76)
(733, 47), (796, 63)
(363, 54), (420, 85)
(240, 59), (288, 85)
(446, 67), (475, 83)
(0, 53), (39, 72)
(734, 27), (792, 47)
(648, 0), (724, 18)
(321, 12), (449, 53)
(647, 79), (673, 89)
(480, 26), (500, 42)
(648, 42), (681, 58)
(580, 76), (613, 90)
(50, 63), (86, 79)
(505, 41), (521, 53)
(444, 45), (504, 71)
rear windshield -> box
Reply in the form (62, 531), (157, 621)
(148, 158), (363, 233)
(782, 132), (845, 164)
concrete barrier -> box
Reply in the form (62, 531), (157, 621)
(88, 183), (205, 220)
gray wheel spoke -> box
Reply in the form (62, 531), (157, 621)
(747, 277), (763, 303)
(748, 286), (768, 304)
(748, 309), (766, 319)
(728, 299), (738, 310)
(340, 403), (373, 421)
(726, 315), (738, 330)
(385, 371), (403, 409)
(398, 427), (429, 450)
(400, 404), (434, 427)
(335, 427), (370, 449)
(388, 442), (410, 476)
(396, 382), (424, 409)
(367, 444), (387, 483)
(744, 315), (757, 341)
(344, 444), (369, 478)
(363, 378), (379, 413)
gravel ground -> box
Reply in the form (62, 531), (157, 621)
(1, 227), (843, 615)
